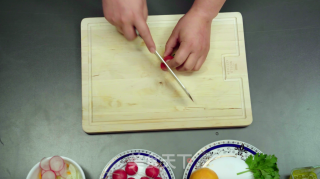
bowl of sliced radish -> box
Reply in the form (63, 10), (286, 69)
(26, 156), (85, 179)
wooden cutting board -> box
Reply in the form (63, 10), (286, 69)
(81, 13), (252, 133)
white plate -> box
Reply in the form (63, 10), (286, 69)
(26, 156), (85, 179)
(100, 149), (175, 179)
(183, 140), (262, 179)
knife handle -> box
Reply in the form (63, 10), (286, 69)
(135, 28), (142, 38)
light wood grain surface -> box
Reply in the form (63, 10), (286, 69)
(81, 13), (252, 133)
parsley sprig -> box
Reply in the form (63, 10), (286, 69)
(237, 153), (280, 179)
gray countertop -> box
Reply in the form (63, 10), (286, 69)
(1, 0), (320, 178)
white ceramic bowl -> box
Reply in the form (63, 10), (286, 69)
(26, 156), (85, 179)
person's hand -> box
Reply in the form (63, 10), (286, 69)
(163, 10), (212, 71)
(163, 0), (226, 71)
(102, 0), (155, 53)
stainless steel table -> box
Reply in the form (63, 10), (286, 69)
(1, 0), (320, 178)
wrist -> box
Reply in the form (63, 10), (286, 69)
(189, 0), (225, 22)
(189, 6), (217, 23)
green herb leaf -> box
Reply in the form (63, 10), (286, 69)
(237, 153), (280, 179)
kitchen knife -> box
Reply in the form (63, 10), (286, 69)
(135, 29), (194, 102)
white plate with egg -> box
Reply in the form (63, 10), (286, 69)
(183, 140), (262, 179)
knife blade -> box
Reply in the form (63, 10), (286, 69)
(135, 29), (194, 102)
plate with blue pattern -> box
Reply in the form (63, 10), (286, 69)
(183, 140), (262, 179)
(100, 149), (175, 179)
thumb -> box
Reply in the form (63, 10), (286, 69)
(164, 31), (178, 56)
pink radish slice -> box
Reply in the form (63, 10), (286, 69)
(145, 165), (160, 178)
(41, 170), (58, 177)
(59, 163), (68, 179)
(41, 169), (49, 175)
(125, 162), (138, 175)
(42, 170), (56, 179)
(128, 178), (135, 179)
(40, 157), (51, 171)
(49, 156), (64, 172)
